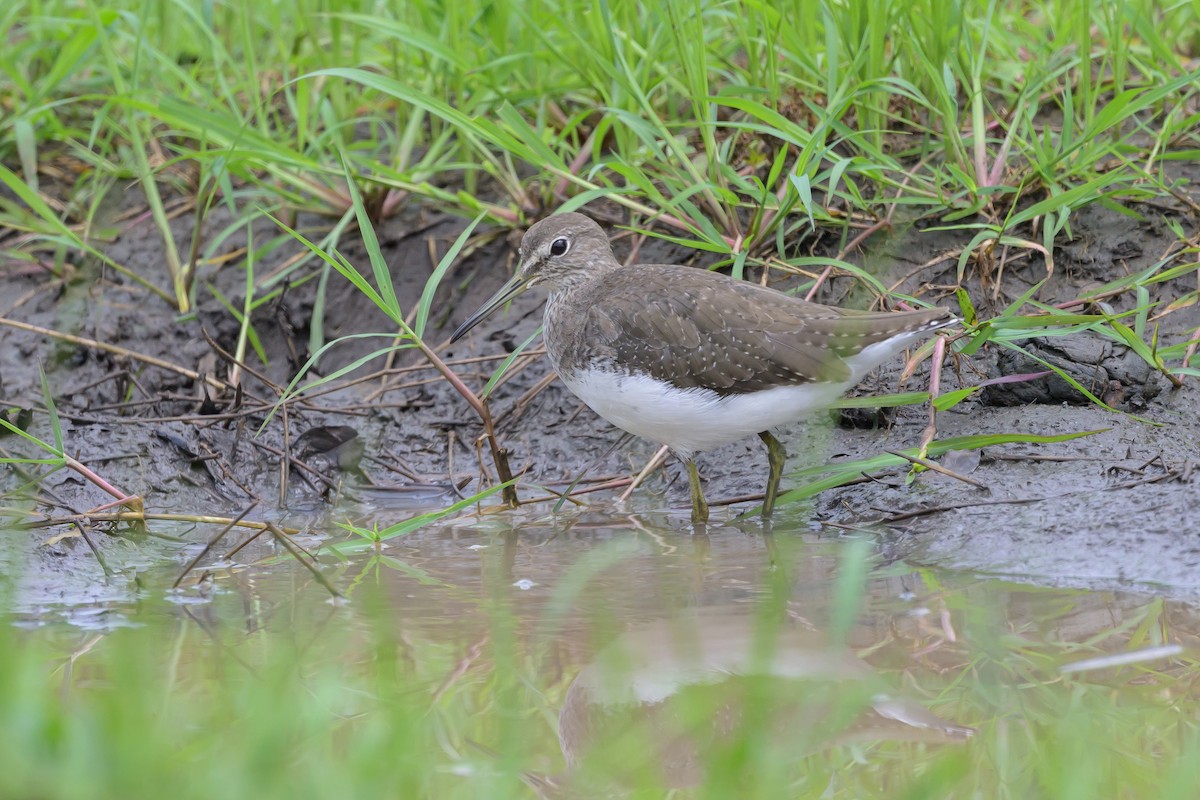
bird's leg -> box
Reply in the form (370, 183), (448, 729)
(757, 430), (787, 517)
(684, 459), (709, 524)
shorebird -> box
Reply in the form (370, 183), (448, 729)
(451, 213), (956, 523)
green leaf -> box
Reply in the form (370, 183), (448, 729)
(932, 386), (980, 412)
(326, 481), (515, 554)
(482, 328), (543, 400)
(38, 363), (63, 454)
(414, 212), (486, 339)
(340, 152), (403, 323)
(956, 287), (976, 326)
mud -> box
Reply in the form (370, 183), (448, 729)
(2, 168), (1199, 617)
(984, 334), (1162, 407)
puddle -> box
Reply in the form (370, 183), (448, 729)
(5, 504), (1198, 795)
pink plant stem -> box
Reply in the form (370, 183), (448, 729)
(64, 456), (130, 502)
(919, 335), (948, 455)
(554, 129), (598, 199)
(419, 338), (519, 507)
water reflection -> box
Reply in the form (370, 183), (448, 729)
(558, 610), (973, 789)
(404, 513), (1190, 778)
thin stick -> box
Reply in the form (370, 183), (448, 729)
(874, 467), (1181, 523)
(18, 511), (301, 535)
(884, 449), (988, 490)
(201, 327), (284, 395)
(174, 503), (259, 588)
(0, 317), (227, 392)
(619, 445), (671, 502)
(280, 403), (291, 507)
(493, 371), (557, 427)
(74, 521), (114, 578)
(265, 523), (342, 598)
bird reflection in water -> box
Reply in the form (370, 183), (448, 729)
(553, 611), (973, 792)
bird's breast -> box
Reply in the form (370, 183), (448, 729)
(553, 365), (849, 459)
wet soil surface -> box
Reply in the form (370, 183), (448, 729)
(2, 173), (1199, 618)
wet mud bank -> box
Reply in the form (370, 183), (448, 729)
(2, 184), (1199, 614)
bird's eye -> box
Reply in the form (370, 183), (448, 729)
(549, 237), (570, 257)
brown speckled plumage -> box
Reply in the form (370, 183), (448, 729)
(544, 260), (952, 394)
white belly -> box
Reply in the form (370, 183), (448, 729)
(559, 368), (849, 460)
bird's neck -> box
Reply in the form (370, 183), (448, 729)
(546, 258), (622, 299)
(543, 263), (620, 375)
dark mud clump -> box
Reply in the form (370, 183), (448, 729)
(982, 334), (1163, 409)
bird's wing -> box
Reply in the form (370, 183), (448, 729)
(573, 265), (855, 394)
(573, 265), (951, 395)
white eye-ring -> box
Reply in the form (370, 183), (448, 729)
(549, 236), (570, 257)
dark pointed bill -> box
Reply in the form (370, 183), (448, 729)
(449, 272), (533, 343)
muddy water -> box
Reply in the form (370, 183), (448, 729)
(9, 498), (1197, 794)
